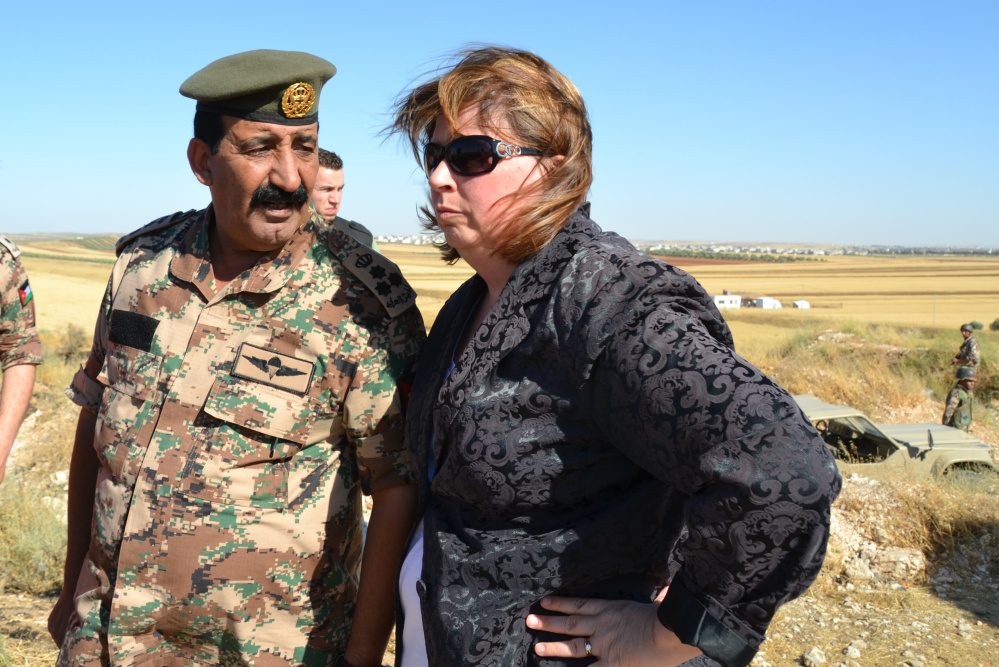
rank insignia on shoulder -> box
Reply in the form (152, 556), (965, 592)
(116, 209), (200, 256)
(0, 234), (21, 259)
(232, 344), (315, 395)
(18, 281), (32, 306)
(341, 246), (417, 318)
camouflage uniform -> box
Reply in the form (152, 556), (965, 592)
(59, 207), (424, 666)
(943, 384), (973, 431)
(956, 335), (980, 370)
(0, 234), (43, 370)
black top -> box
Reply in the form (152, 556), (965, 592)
(401, 205), (841, 667)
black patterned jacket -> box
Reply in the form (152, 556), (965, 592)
(401, 205), (841, 667)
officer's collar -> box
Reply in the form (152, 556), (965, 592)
(170, 206), (321, 297)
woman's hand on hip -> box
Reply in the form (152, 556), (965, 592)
(527, 596), (703, 667)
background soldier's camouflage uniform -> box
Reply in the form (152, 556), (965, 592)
(956, 335), (980, 370)
(59, 208), (424, 666)
(943, 384), (973, 431)
(0, 234), (43, 369)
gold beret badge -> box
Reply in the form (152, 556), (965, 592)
(281, 82), (316, 118)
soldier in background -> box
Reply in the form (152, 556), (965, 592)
(952, 323), (980, 370)
(0, 234), (43, 484)
(313, 149), (380, 251)
(48, 50), (424, 667)
(943, 367), (976, 431)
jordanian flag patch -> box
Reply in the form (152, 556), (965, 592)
(18, 281), (32, 306)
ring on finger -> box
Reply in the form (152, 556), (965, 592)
(584, 639), (593, 657)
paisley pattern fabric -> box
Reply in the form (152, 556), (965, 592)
(401, 205), (841, 667)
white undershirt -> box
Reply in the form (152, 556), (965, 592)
(398, 518), (429, 667)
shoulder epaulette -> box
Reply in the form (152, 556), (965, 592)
(115, 209), (200, 256)
(332, 215), (375, 248)
(328, 232), (417, 318)
(0, 233), (21, 259)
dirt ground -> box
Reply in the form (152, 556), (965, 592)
(4, 585), (997, 666)
(0, 594), (58, 666)
(757, 581), (999, 666)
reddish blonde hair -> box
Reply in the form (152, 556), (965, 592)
(389, 46), (593, 264)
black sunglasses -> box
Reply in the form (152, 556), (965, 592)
(423, 135), (542, 177)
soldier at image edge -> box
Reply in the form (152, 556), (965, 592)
(0, 233), (43, 484)
(47, 49), (425, 667)
(942, 367), (976, 431)
(952, 322), (980, 370)
(312, 148), (380, 251)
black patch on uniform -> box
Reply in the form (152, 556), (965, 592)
(332, 356), (358, 378)
(109, 310), (160, 352)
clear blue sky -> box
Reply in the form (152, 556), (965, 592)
(3, 1), (996, 246)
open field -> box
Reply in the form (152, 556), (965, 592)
(17, 256), (108, 339)
(16, 236), (999, 336)
(659, 253), (999, 330)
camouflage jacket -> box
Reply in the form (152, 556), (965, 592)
(956, 336), (980, 369)
(0, 234), (43, 370)
(61, 208), (424, 666)
(943, 385), (972, 430)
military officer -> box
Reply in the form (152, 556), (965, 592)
(952, 323), (980, 370)
(943, 367), (976, 431)
(312, 149), (380, 251)
(0, 234), (43, 484)
(48, 50), (425, 667)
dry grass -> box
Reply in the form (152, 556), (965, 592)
(0, 329), (81, 597)
(831, 465), (999, 561)
(757, 463), (999, 666)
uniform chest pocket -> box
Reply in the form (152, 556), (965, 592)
(178, 370), (322, 509)
(94, 343), (164, 482)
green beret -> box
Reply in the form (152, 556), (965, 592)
(180, 49), (336, 125)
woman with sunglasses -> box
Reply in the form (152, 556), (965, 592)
(388, 47), (840, 667)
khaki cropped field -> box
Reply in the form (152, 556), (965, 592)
(20, 238), (999, 340)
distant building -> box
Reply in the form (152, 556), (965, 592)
(754, 297), (783, 309)
(712, 294), (742, 309)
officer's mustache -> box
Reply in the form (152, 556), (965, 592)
(249, 184), (309, 210)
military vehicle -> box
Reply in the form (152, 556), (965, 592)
(794, 394), (998, 480)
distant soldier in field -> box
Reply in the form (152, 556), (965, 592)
(0, 234), (42, 484)
(942, 367), (976, 431)
(312, 149), (380, 251)
(47, 50), (424, 667)
(952, 323), (980, 370)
